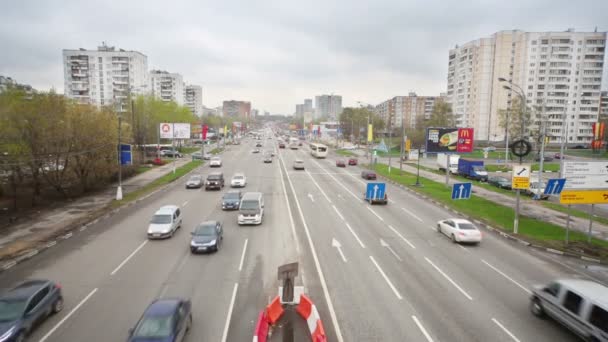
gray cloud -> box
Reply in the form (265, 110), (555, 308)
(1, 0), (606, 113)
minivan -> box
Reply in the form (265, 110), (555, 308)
(530, 279), (608, 341)
(147, 205), (182, 239)
(238, 192), (264, 225)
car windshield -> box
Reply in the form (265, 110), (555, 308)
(0, 299), (27, 322)
(194, 224), (216, 236)
(189, 176), (201, 181)
(458, 223), (476, 230)
(208, 175), (221, 180)
(211, 157), (220, 161)
(151, 214), (172, 224)
(233, 175), (244, 180)
(223, 192), (240, 200)
(133, 315), (174, 338)
(240, 200), (259, 210)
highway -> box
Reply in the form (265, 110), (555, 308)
(0, 128), (606, 341)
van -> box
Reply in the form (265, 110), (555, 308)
(147, 205), (183, 239)
(530, 279), (608, 341)
(238, 192), (264, 225)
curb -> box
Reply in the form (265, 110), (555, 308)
(372, 169), (603, 264)
(0, 161), (204, 273)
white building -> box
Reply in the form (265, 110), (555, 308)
(149, 70), (184, 105)
(315, 94), (342, 120)
(184, 85), (203, 116)
(447, 29), (607, 143)
(63, 43), (149, 110)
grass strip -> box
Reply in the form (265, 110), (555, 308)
(210, 148), (224, 154)
(336, 149), (357, 157)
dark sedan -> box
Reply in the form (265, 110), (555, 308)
(0, 280), (63, 342)
(336, 160), (346, 167)
(222, 190), (242, 210)
(128, 298), (192, 341)
(488, 176), (512, 190)
(190, 221), (223, 253)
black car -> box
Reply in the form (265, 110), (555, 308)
(255, 143), (263, 147)
(488, 176), (512, 190)
(190, 221), (223, 253)
(205, 172), (225, 190)
(0, 280), (64, 342)
(222, 190), (242, 210)
(128, 298), (192, 341)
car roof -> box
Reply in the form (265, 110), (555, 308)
(199, 220), (219, 226)
(225, 189), (241, 195)
(555, 279), (608, 307)
(211, 156), (220, 159)
(242, 192), (262, 200)
(209, 171), (223, 176)
(3, 280), (50, 299)
(156, 205), (179, 214)
(233, 173), (245, 177)
(451, 218), (474, 225)
(145, 299), (182, 316)
(295, 159), (303, 162)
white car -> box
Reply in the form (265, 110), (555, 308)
(147, 205), (182, 239)
(231, 173), (247, 187)
(210, 157), (222, 167)
(526, 181), (549, 200)
(436, 219), (482, 244)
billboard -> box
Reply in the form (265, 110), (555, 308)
(160, 123), (173, 139)
(160, 123), (191, 139)
(425, 127), (474, 153)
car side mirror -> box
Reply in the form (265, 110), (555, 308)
(190, 232), (195, 236)
(128, 328), (134, 336)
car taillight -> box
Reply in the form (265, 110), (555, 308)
(55, 283), (62, 289)
(458, 232), (466, 236)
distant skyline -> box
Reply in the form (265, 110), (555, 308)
(1, 0), (607, 114)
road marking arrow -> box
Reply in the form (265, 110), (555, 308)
(380, 238), (402, 261)
(458, 184), (464, 198)
(308, 193), (315, 202)
(332, 238), (347, 262)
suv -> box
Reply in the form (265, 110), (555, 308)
(205, 172), (225, 190)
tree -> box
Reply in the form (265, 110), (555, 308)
(426, 100), (455, 128)
(497, 97), (533, 140)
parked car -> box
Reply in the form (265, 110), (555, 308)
(231, 173), (247, 188)
(205, 172), (225, 190)
(128, 298), (192, 341)
(191, 151), (203, 160)
(571, 144), (589, 149)
(185, 175), (203, 189)
(534, 155), (554, 162)
(279, 143), (286, 149)
(348, 158), (358, 165)
(147, 205), (182, 239)
(210, 157), (222, 167)
(190, 221), (223, 253)
(293, 160), (305, 170)
(336, 160), (346, 167)
(436, 219), (482, 244)
(0, 280), (64, 342)
(553, 153), (565, 159)
(361, 170), (377, 180)
(530, 279), (608, 342)
(525, 181), (549, 199)
(488, 176), (512, 190)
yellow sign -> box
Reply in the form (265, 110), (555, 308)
(367, 124), (373, 142)
(405, 139), (411, 152)
(513, 177), (530, 189)
(512, 164), (531, 190)
(560, 190), (608, 204)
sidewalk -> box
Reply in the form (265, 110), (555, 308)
(0, 158), (192, 260)
(349, 149), (608, 241)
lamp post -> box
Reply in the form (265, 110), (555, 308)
(116, 110), (123, 201)
(415, 146), (422, 187)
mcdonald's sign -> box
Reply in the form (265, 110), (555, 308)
(426, 127), (475, 153)
(456, 128), (474, 153)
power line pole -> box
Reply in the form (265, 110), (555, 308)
(116, 114), (123, 201)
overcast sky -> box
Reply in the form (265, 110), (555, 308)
(1, 0), (606, 114)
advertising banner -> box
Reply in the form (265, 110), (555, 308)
(173, 123), (191, 139)
(426, 127), (474, 153)
(456, 128), (474, 153)
(160, 123), (173, 139)
(367, 124), (373, 142)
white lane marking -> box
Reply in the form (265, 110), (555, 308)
(182, 200), (189, 207)
(311, 159), (361, 201)
(492, 318), (522, 342)
(332, 238), (347, 262)
(279, 154), (345, 342)
(401, 207), (423, 222)
(412, 315), (435, 342)
(425, 257), (473, 300)
(308, 193), (315, 202)
(278, 156), (301, 255)
(305, 169), (332, 203)
(62, 232), (73, 239)
(39, 288), (98, 342)
(332, 205), (345, 220)
(380, 239), (402, 261)
(345, 223), (366, 249)
(387, 225), (416, 249)
(369, 256), (403, 300)
(458, 245), (469, 253)
(46, 241), (57, 248)
(482, 260), (532, 294)
(366, 207), (384, 221)
(220, 283), (239, 342)
(110, 240), (148, 275)
(238, 239), (249, 271)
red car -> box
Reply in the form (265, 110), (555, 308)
(361, 170), (376, 180)
(336, 160), (346, 167)
(279, 143), (285, 149)
(348, 158), (358, 165)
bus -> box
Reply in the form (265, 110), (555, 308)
(310, 143), (328, 158)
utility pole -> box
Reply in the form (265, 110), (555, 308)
(505, 108), (509, 164)
(559, 103), (568, 178)
(388, 112), (393, 174)
(116, 114), (123, 200)
(400, 116), (405, 173)
(536, 102), (547, 200)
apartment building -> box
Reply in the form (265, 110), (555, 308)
(149, 70), (184, 105)
(63, 44), (149, 110)
(315, 95), (342, 120)
(295, 98), (314, 118)
(374, 93), (446, 129)
(184, 85), (202, 116)
(447, 29), (607, 143)
(222, 100), (252, 118)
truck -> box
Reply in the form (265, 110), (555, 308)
(437, 153), (460, 174)
(457, 159), (488, 181)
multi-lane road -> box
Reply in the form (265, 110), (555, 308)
(0, 128), (606, 341)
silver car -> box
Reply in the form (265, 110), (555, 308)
(147, 205), (182, 239)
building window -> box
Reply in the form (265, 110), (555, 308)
(531, 40), (537, 45)
(98, 57), (102, 63)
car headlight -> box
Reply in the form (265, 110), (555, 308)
(0, 326), (15, 342)
(206, 239), (217, 246)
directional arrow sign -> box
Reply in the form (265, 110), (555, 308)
(544, 178), (566, 195)
(563, 161), (608, 190)
(332, 238), (347, 262)
(380, 239), (402, 261)
(308, 193), (315, 202)
(451, 183), (472, 200)
(366, 183), (386, 201)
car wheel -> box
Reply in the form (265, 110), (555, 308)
(530, 297), (545, 318)
(52, 297), (64, 313)
(437, 224), (441, 233)
(451, 234), (457, 243)
(14, 331), (26, 342)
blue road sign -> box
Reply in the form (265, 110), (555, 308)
(120, 144), (132, 165)
(544, 178), (566, 195)
(451, 182), (472, 200)
(366, 182), (386, 201)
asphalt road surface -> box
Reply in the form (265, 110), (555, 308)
(0, 129), (606, 341)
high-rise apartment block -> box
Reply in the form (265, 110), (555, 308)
(63, 44), (149, 110)
(149, 70), (184, 105)
(315, 95), (342, 120)
(295, 98), (314, 118)
(374, 92), (446, 129)
(222, 100), (252, 118)
(447, 29), (607, 143)
(184, 85), (203, 116)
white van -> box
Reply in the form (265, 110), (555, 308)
(530, 279), (608, 341)
(147, 205), (183, 239)
(238, 192), (264, 225)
